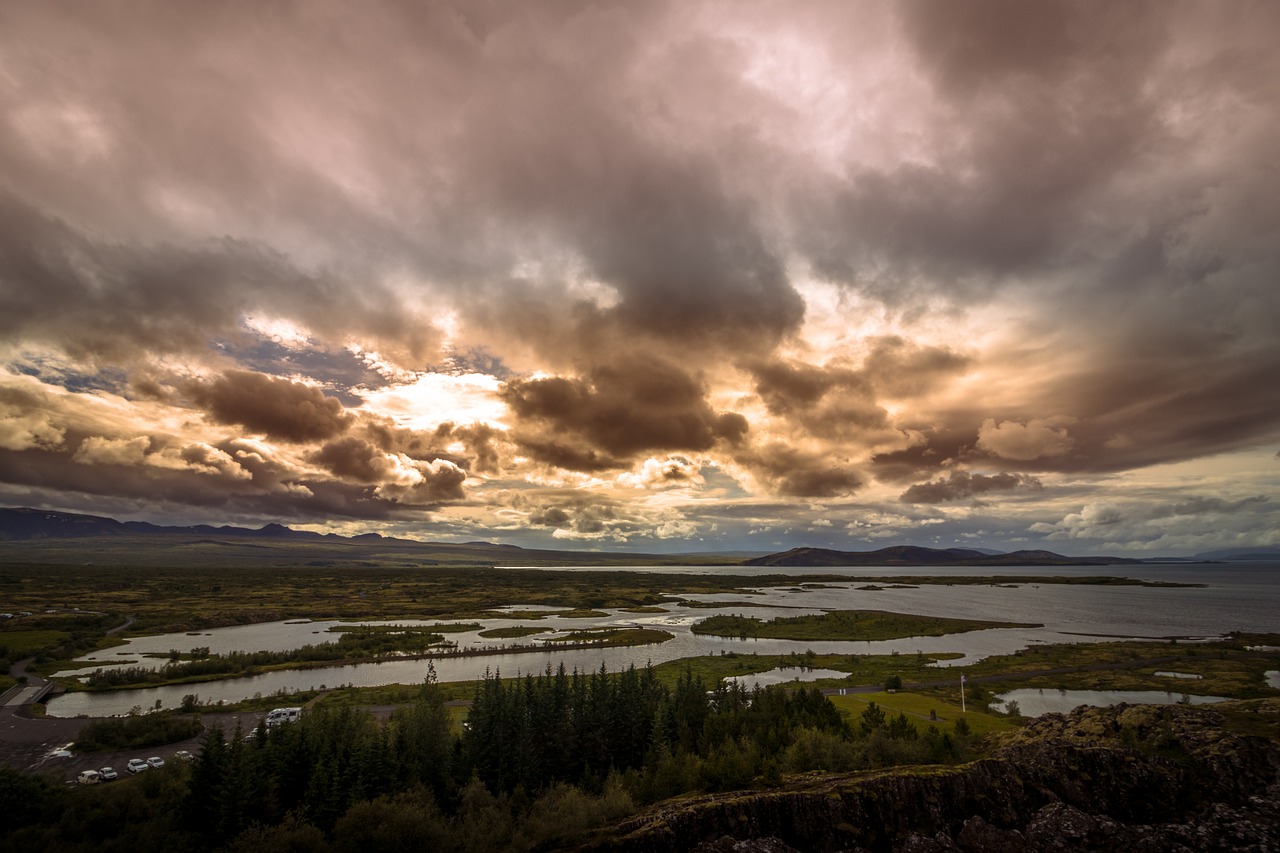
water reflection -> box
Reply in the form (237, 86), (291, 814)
(724, 667), (847, 689)
(990, 688), (1229, 716)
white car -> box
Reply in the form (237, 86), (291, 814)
(126, 758), (149, 774)
(77, 770), (101, 785)
(99, 766), (119, 781)
(146, 756), (165, 769)
(173, 750), (193, 762)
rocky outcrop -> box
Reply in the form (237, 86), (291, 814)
(584, 702), (1280, 853)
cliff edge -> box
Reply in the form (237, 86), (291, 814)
(583, 700), (1280, 853)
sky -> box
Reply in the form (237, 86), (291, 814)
(1, 1), (1278, 555)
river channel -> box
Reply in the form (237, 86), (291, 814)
(44, 562), (1280, 717)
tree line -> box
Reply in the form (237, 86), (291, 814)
(2, 663), (970, 852)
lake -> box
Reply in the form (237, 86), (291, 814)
(43, 562), (1280, 717)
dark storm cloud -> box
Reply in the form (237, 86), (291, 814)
(0, 191), (439, 369)
(1151, 495), (1268, 519)
(310, 437), (395, 484)
(790, 1), (1280, 485)
(308, 434), (470, 502)
(860, 338), (971, 398)
(501, 359), (747, 471)
(188, 371), (352, 443)
(0, 1), (805, 376)
(736, 443), (863, 499)
(801, 1), (1170, 300)
(747, 339), (969, 447)
(751, 361), (865, 415)
(439, 423), (505, 475)
(357, 418), (474, 471)
(899, 471), (1043, 504)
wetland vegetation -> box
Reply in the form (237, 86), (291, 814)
(691, 609), (1037, 641)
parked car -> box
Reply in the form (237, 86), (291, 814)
(126, 758), (149, 774)
(173, 750), (193, 762)
(99, 766), (119, 781)
(146, 756), (165, 769)
(77, 769), (101, 785)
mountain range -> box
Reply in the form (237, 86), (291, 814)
(0, 507), (1170, 568)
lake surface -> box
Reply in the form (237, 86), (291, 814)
(991, 687), (1230, 716)
(44, 562), (1280, 717)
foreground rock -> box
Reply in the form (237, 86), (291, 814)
(584, 700), (1280, 853)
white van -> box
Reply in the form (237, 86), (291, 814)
(265, 707), (302, 727)
(77, 769), (101, 785)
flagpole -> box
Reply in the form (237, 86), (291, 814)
(960, 673), (966, 714)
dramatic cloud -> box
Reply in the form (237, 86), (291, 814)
(188, 371), (352, 443)
(502, 360), (747, 471)
(976, 417), (1075, 462)
(617, 456), (705, 490)
(0, 1), (1277, 551)
(900, 471), (1043, 504)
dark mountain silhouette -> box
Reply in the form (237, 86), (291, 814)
(1192, 547), (1280, 562)
(744, 545), (1142, 567)
(0, 508), (382, 543)
(1, 507), (1145, 566)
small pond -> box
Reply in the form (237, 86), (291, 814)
(723, 667), (848, 689)
(990, 688), (1230, 717)
(1267, 671), (1280, 689)
(1153, 671), (1202, 680)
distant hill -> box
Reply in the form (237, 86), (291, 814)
(744, 545), (1143, 567)
(0, 508), (405, 544)
(0, 507), (748, 569)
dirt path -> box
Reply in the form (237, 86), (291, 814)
(105, 615), (136, 635)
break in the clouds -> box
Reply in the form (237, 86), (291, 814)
(1, 0), (1278, 553)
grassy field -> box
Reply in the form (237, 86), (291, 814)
(959, 640), (1280, 700)
(484, 608), (610, 620)
(827, 691), (1016, 737)
(542, 628), (674, 646)
(0, 629), (72, 654)
(477, 626), (546, 639)
(691, 610), (1037, 641)
(0, 563), (1186, 638)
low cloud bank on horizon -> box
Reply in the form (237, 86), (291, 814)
(1, 1), (1277, 554)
